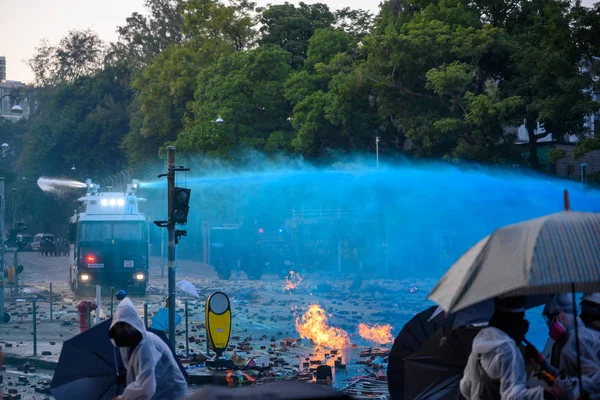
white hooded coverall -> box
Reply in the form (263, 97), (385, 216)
(554, 316), (600, 400)
(111, 298), (188, 400)
(460, 327), (545, 400)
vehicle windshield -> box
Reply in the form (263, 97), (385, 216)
(79, 222), (146, 242)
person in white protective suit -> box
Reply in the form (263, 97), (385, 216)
(580, 293), (600, 337)
(539, 294), (600, 400)
(460, 297), (564, 400)
(109, 298), (188, 400)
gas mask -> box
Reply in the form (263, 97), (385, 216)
(545, 313), (568, 343)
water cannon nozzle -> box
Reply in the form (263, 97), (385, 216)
(127, 179), (140, 194)
(86, 179), (99, 194)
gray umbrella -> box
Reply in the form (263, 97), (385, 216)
(428, 210), (600, 396)
(428, 211), (600, 314)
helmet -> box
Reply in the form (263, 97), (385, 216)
(543, 294), (574, 317)
(581, 293), (600, 306)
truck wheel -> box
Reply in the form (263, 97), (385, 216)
(246, 269), (262, 280)
(74, 283), (85, 297)
(217, 266), (232, 280)
(215, 258), (232, 280)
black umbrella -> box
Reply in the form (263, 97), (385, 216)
(403, 326), (482, 400)
(51, 320), (124, 400)
(387, 305), (455, 399)
(51, 319), (187, 400)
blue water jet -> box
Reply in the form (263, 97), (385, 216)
(141, 160), (598, 348)
(144, 162), (600, 274)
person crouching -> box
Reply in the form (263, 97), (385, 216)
(109, 298), (187, 400)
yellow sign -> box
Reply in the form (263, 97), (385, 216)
(206, 292), (231, 354)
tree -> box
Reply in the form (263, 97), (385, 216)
(19, 66), (131, 181)
(176, 45), (293, 158)
(128, 44), (202, 146)
(363, 0), (522, 162)
(284, 28), (379, 156)
(29, 30), (105, 86)
(107, 0), (186, 69)
(259, 2), (335, 67)
(504, 0), (597, 168)
(0, 118), (27, 185)
(334, 7), (375, 39)
(183, 0), (258, 52)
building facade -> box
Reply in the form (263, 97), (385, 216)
(0, 56), (6, 81)
(0, 57), (30, 121)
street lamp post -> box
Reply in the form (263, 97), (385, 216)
(215, 114), (240, 155)
(0, 94), (23, 115)
(375, 136), (380, 168)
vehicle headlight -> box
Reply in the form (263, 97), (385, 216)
(135, 273), (145, 281)
(80, 273), (90, 282)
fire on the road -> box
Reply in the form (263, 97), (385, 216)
(358, 323), (394, 345)
(284, 270), (303, 291)
(295, 304), (349, 348)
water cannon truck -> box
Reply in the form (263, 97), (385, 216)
(69, 179), (149, 296)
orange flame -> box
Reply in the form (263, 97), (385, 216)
(358, 323), (393, 345)
(295, 304), (349, 348)
(284, 270), (303, 291)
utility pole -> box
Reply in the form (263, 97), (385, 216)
(167, 146), (176, 350)
(160, 228), (165, 278)
(0, 178), (5, 324)
(154, 146), (190, 350)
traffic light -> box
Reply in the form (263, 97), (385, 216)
(17, 221), (26, 232)
(172, 187), (191, 224)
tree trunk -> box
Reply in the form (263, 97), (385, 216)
(527, 123), (539, 169)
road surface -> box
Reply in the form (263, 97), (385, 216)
(1, 251), (434, 397)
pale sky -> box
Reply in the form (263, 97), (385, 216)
(0, 0), (595, 83)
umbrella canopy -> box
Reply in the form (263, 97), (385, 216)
(151, 308), (182, 331)
(403, 326), (482, 400)
(428, 211), (600, 314)
(387, 306), (454, 399)
(178, 280), (200, 298)
(51, 320), (123, 400)
(51, 319), (187, 399)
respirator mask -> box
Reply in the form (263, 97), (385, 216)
(544, 313), (567, 342)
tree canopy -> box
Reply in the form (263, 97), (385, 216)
(10, 0), (600, 231)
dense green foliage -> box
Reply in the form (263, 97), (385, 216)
(3, 0), (600, 231)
